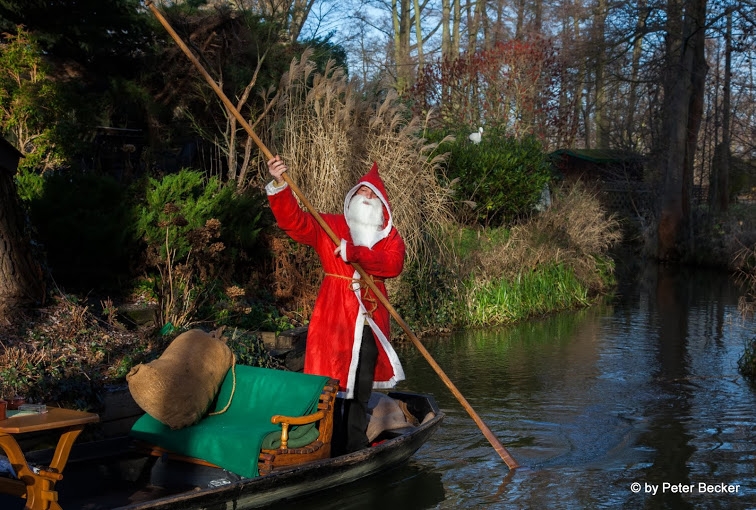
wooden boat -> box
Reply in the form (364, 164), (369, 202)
(1, 391), (444, 510)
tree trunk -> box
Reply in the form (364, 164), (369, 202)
(625, 0), (646, 147)
(593, 0), (609, 149)
(441, 0), (451, 60)
(0, 166), (45, 320)
(466, 0), (481, 52)
(288, 0), (316, 41)
(392, 0), (412, 92)
(656, 0), (708, 260)
(515, 0), (525, 38)
(413, 0), (424, 68)
(532, 0), (543, 34)
(452, 0), (461, 55)
(681, 0), (708, 253)
(714, 11), (732, 212)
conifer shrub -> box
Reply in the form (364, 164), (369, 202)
(14, 167), (45, 203)
(135, 169), (270, 328)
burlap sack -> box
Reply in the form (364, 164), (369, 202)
(366, 392), (420, 442)
(126, 328), (233, 430)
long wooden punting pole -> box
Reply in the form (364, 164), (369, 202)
(145, 0), (519, 470)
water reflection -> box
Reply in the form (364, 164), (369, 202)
(275, 461), (446, 509)
(640, 266), (696, 509)
(289, 265), (756, 509)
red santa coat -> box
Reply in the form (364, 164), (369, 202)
(266, 163), (406, 398)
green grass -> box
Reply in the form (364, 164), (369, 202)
(447, 225), (511, 259)
(465, 264), (590, 326)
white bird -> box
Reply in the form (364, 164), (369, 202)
(469, 126), (483, 144)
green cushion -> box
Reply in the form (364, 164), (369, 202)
(261, 420), (320, 450)
(130, 365), (329, 478)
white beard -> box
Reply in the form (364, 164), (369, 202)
(346, 194), (384, 247)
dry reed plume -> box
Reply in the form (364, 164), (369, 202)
(476, 182), (623, 292)
(256, 49), (453, 268)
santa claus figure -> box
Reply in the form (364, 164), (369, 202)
(266, 156), (406, 452)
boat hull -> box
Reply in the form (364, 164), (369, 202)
(2, 392), (444, 510)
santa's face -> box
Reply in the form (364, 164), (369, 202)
(346, 186), (384, 247)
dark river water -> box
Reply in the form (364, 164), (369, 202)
(284, 264), (756, 509)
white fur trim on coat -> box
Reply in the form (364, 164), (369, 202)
(265, 180), (288, 195)
(342, 269), (405, 399)
(343, 183), (392, 249)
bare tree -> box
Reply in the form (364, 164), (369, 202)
(466, 0), (483, 52)
(441, 0), (452, 59)
(592, 0), (609, 149)
(623, 0), (647, 149)
(413, 0), (425, 67)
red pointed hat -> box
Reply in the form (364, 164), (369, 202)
(355, 162), (390, 207)
(344, 160), (394, 239)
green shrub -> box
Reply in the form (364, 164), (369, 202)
(393, 260), (463, 334)
(225, 329), (281, 369)
(135, 169), (269, 328)
(15, 166), (45, 202)
(433, 129), (552, 226)
(137, 170), (223, 260)
(136, 169), (268, 261)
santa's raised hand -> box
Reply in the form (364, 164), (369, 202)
(267, 156), (287, 185)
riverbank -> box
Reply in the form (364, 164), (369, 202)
(1, 187), (753, 412)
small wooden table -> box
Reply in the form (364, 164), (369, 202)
(0, 407), (99, 510)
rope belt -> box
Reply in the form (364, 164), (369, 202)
(324, 272), (384, 318)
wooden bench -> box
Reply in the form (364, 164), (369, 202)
(130, 366), (338, 478)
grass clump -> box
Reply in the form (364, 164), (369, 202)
(457, 182), (621, 327)
(736, 243), (756, 381)
(475, 182), (622, 293)
(465, 264), (590, 327)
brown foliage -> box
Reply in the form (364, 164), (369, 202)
(407, 37), (567, 142)
(265, 232), (321, 321)
(0, 296), (158, 399)
(475, 182), (622, 292)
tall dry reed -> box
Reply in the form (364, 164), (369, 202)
(475, 182), (622, 293)
(254, 49), (453, 268)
